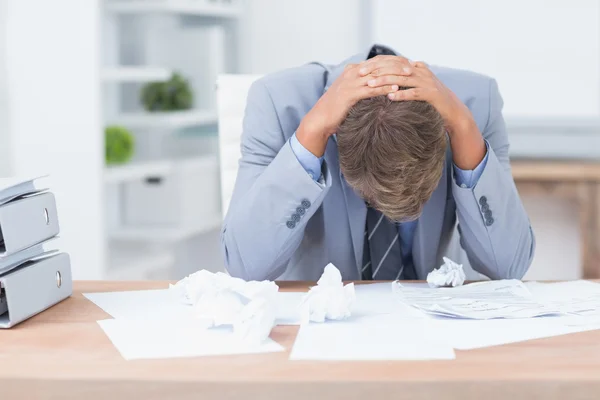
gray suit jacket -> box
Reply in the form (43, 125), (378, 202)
(221, 45), (535, 281)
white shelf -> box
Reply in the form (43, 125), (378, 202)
(109, 215), (222, 242)
(107, 246), (175, 280)
(109, 109), (218, 129)
(105, 159), (173, 184)
(102, 66), (172, 83)
(105, 0), (242, 18)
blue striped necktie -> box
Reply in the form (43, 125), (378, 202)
(361, 206), (404, 280)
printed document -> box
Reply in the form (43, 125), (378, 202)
(394, 280), (559, 319)
(526, 280), (600, 315)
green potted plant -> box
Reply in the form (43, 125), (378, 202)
(141, 72), (194, 112)
(105, 125), (135, 165)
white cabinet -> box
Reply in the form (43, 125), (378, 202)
(123, 156), (220, 228)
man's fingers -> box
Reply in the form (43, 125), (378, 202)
(411, 61), (428, 68)
(366, 66), (411, 78)
(368, 84), (400, 96)
(359, 57), (412, 77)
(411, 61), (434, 77)
(342, 63), (363, 80)
(387, 88), (427, 101)
(357, 84), (399, 100)
(361, 63), (412, 77)
(369, 64), (431, 79)
(366, 74), (419, 88)
(376, 84), (400, 95)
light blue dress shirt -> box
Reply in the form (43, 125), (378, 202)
(289, 133), (489, 271)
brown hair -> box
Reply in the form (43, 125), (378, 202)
(337, 95), (447, 222)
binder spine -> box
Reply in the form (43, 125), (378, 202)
(0, 253), (72, 328)
(0, 192), (60, 256)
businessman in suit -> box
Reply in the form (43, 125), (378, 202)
(221, 44), (535, 281)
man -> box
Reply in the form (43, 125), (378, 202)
(221, 44), (535, 282)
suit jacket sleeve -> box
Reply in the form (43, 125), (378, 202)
(451, 79), (536, 279)
(221, 80), (332, 281)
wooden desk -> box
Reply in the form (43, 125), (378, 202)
(2, 281), (600, 400)
(512, 160), (600, 278)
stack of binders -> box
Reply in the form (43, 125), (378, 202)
(0, 176), (72, 328)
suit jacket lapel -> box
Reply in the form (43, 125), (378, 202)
(340, 171), (367, 275)
(322, 136), (367, 275)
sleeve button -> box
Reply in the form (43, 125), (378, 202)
(286, 220), (296, 229)
(479, 196), (488, 206)
(485, 217), (494, 226)
(296, 206), (305, 215)
(291, 213), (301, 222)
(301, 199), (311, 209)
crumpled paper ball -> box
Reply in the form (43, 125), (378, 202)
(300, 263), (355, 323)
(170, 270), (278, 344)
(426, 257), (466, 288)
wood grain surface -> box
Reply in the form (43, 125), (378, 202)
(1, 280), (600, 400)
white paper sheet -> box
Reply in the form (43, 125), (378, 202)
(274, 292), (305, 325)
(353, 282), (427, 318)
(526, 280), (600, 315)
(431, 316), (600, 350)
(394, 280), (559, 319)
(289, 314), (455, 361)
(97, 318), (284, 360)
(84, 289), (193, 321)
(85, 289), (305, 325)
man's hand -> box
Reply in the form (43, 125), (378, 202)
(358, 56), (473, 135)
(296, 62), (408, 157)
(358, 56), (486, 170)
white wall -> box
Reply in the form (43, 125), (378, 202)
(239, 0), (364, 74)
(372, 0), (600, 118)
(3, 0), (105, 279)
(0, 0), (12, 176)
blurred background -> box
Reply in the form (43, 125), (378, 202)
(0, 0), (598, 281)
